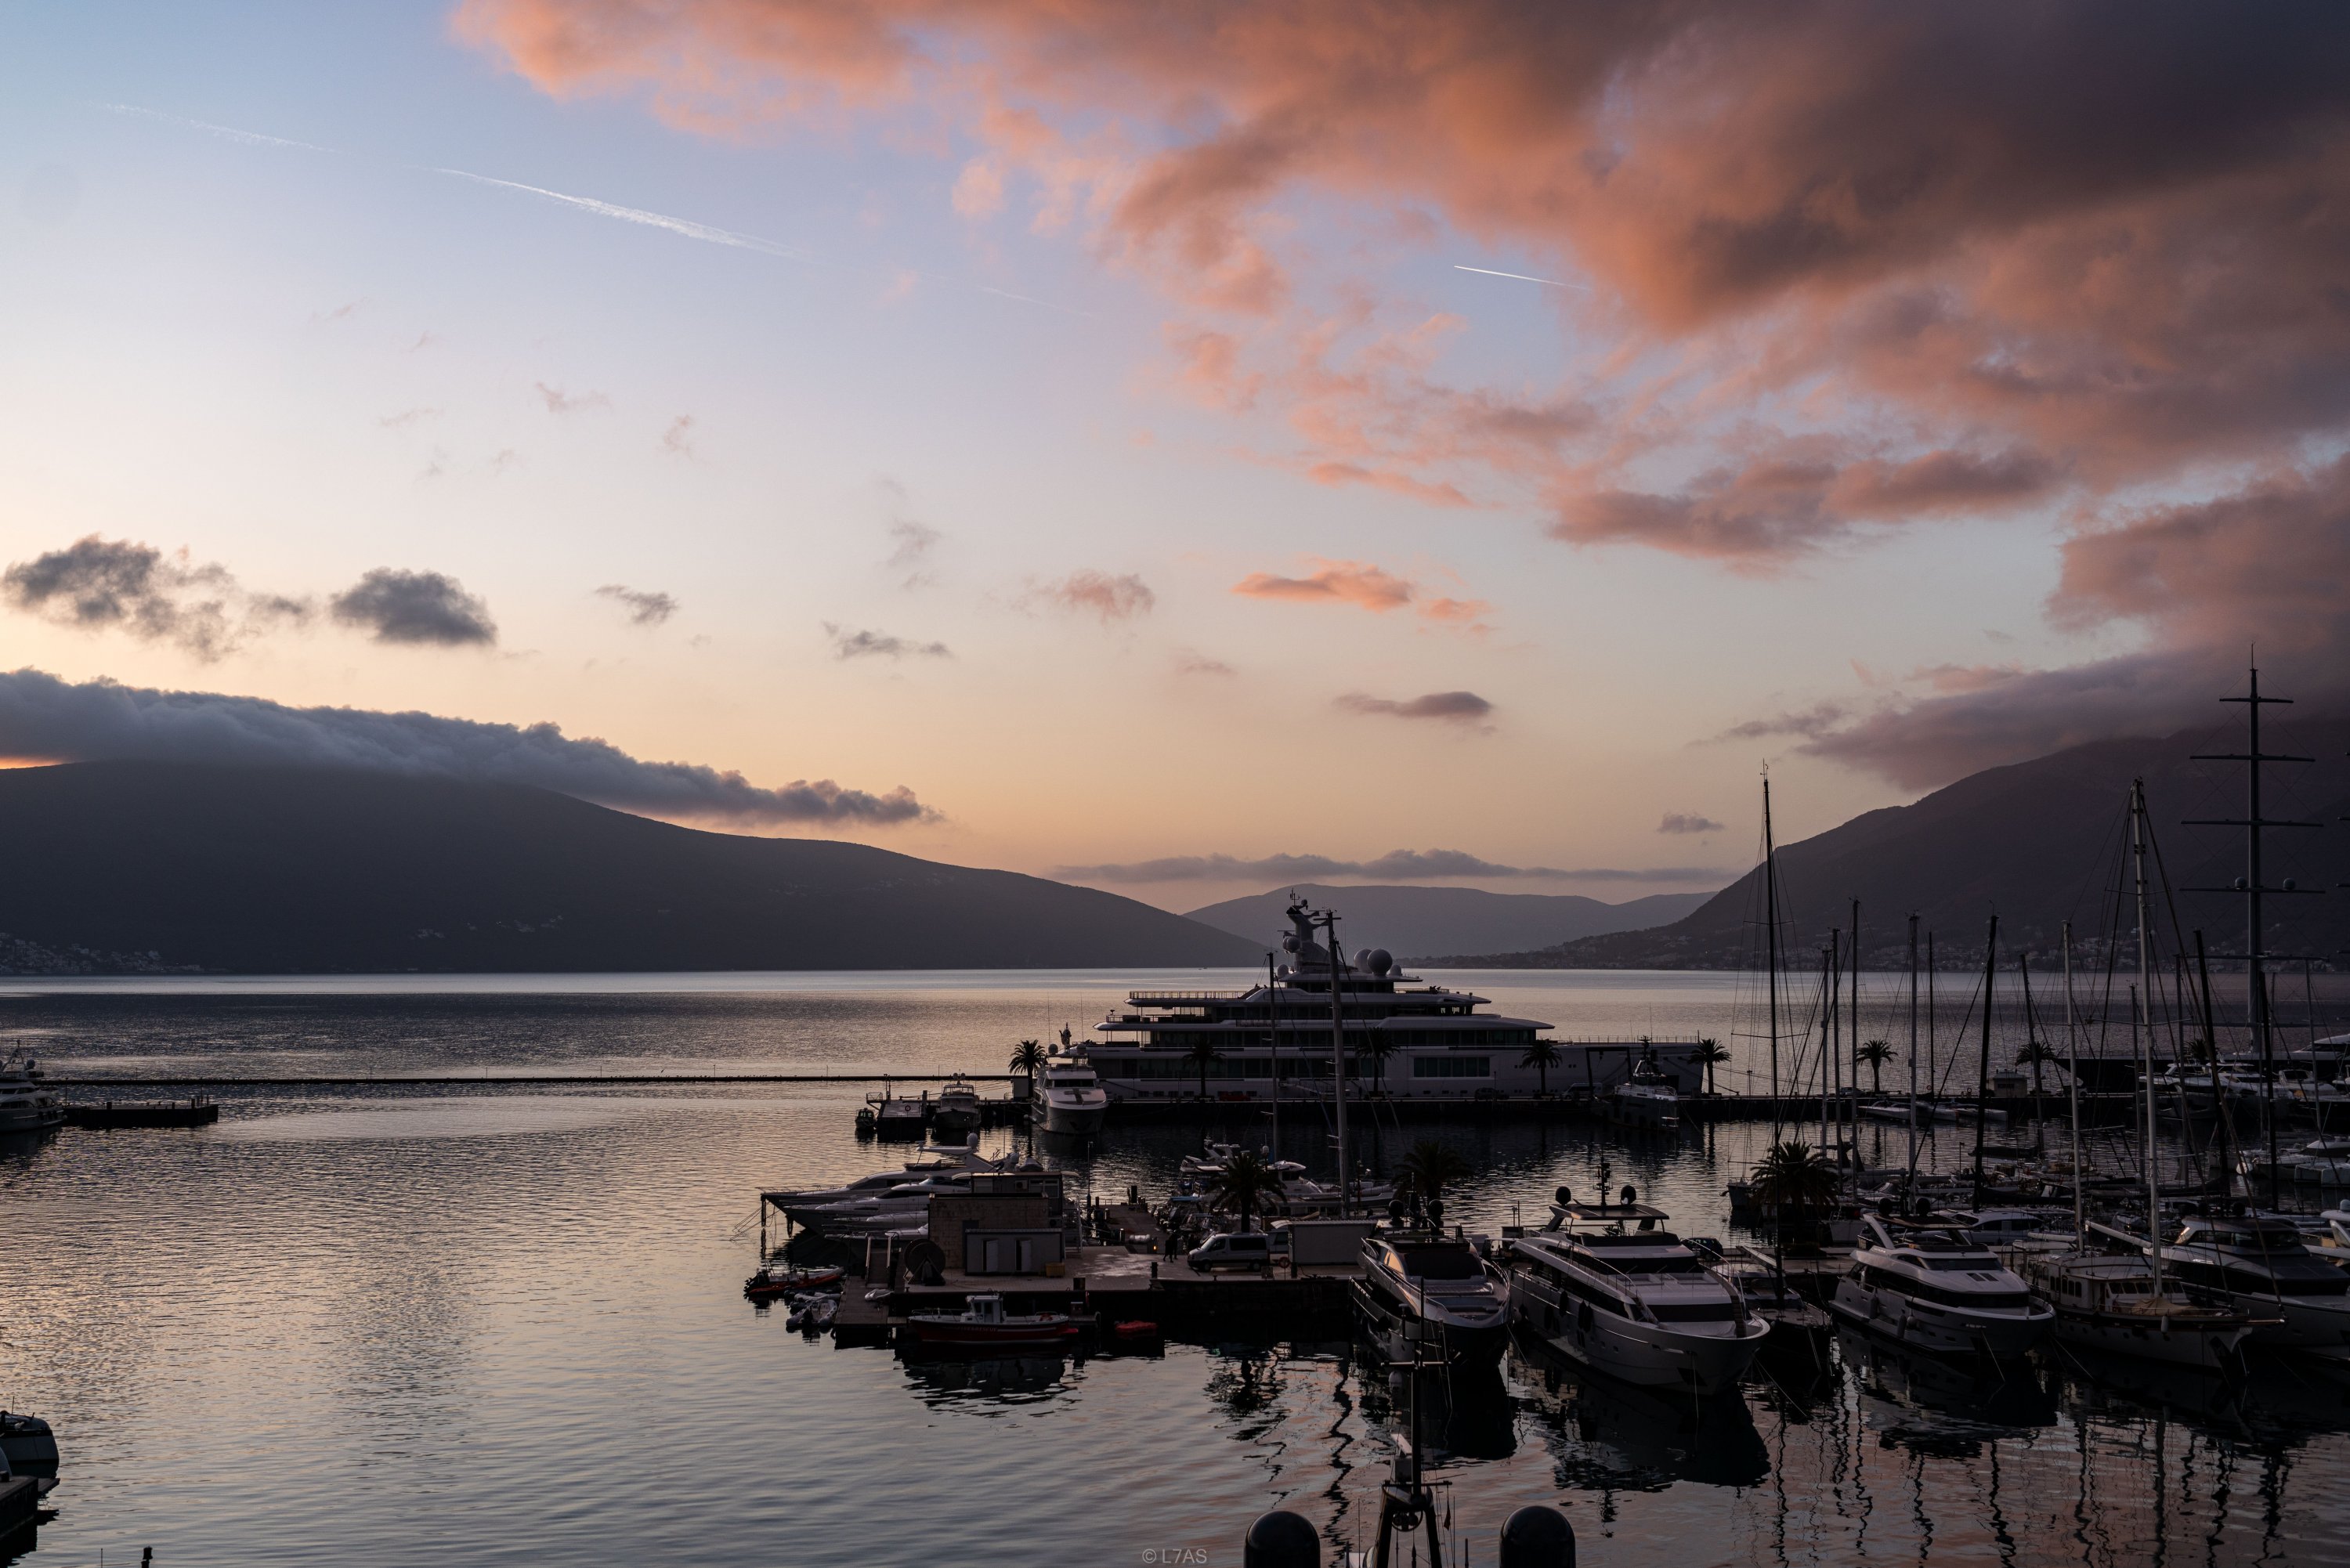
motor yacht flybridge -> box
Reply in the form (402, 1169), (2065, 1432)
(1083, 900), (1704, 1101)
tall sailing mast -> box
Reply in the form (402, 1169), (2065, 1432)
(2186, 663), (2322, 1209)
(2131, 781), (2164, 1296)
(1320, 909), (1350, 1217)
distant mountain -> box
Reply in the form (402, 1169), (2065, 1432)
(1182, 883), (1715, 960)
(0, 761), (1263, 973)
(1442, 715), (2350, 970)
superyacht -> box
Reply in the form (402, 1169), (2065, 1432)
(1083, 900), (1703, 1101)
(0, 1054), (63, 1135)
(1036, 1034), (1108, 1136)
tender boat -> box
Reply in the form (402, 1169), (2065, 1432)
(1828, 1215), (2052, 1357)
(2022, 1252), (2258, 1371)
(1499, 1201), (1766, 1393)
(0, 1412), (58, 1495)
(908, 1292), (1079, 1349)
(1354, 1230), (1509, 1366)
(744, 1263), (846, 1303)
(1605, 1057), (1680, 1131)
(1036, 1053), (1108, 1136)
(930, 1080), (983, 1136)
(0, 1055), (63, 1135)
(2156, 1213), (2350, 1357)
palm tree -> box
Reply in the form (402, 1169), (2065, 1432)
(1359, 1034), (1400, 1094)
(1855, 1038), (1895, 1094)
(1748, 1140), (1838, 1230)
(1519, 1039), (1562, 1097)
(2015, 1039), (2060, 1097)
(1693, 1037), (1731, 1097)
(1397, 1140), (1471, 1227)
(1212, 1148), (1286, 1234)
(1183, 1036), (1225, 1101)
(1009, 1039), (1047, 1102)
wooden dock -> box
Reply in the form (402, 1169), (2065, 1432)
(66, 1097), (219, 1129)
(830, 1244), (1361, 1347)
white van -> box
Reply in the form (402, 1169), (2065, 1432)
(1188, 1231), (1274, 1274)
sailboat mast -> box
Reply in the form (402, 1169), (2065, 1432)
(2132, 781), (2164, 1295)
(1763, 777), (1781, 1117)
(1906, 913), (1920, 1195)
(1321, 909), (1349, 1217)
(1848, 896), (1860, 1188)
(1972, 915), (1998, 1205)
(1820, 934), (1838, 1161)
(2064, 920), (2083, 1248)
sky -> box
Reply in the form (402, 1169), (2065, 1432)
(3, 2), (2347, 912)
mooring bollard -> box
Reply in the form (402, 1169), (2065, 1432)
(1499, 1505), (1574, 1568)
(1242, 1509), (1318, 1567)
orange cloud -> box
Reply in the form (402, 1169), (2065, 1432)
(456, 2), (2350, 764)
(1231, 557), (1490, 630)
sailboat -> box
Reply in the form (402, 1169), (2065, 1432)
(2023, 781), (2258, 1372)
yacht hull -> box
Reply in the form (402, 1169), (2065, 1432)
(2050, 1310), (2251, 1371)
(1039, 1097), (1107, 1136)
(1509, 1299), (1761, 1394)
(1828, 1280), (2050, 1359)
(1352, 1283), (1509, 1367)
(2224, 1292), (2350, 1353)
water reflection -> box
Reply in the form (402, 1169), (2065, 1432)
(1514, 1336), (1768, 1490)
(898, 1348), (1072, 1405)
(1842, 1328), (2060, 1454)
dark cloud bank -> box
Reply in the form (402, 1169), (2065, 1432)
(0, 669), (929, 827)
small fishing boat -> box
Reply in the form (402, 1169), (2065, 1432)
(744, 1263), (846, 1302)
(908, 1292), (1078, 1349)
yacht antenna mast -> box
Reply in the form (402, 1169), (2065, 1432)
(1321, 909), (1350, 1217)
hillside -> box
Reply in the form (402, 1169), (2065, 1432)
(1184, 883), (1712, 959)
(0, 761), (1263, 973)
(1437, 714), (2350, 969)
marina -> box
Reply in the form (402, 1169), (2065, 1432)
(9, 957), (2350, 1566)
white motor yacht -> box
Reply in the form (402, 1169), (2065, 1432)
(0, 1055), (63, 1134)
(1354, 1230), (1509, 1366)
(930, 1080), (983, 1136)
(789, 1174), (972, 1232)
(1499, 1201), (1766, 1393)
(1036, 1053), (1108, 1136)
(1605, 1058), (1680, 1131)
(2156, 1213), (2350, 1356)
(1828, 1215), (2052, 1357)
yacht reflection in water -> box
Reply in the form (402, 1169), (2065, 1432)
(1357, 1357), (1518, 1463)
(1512, 1333), (1767, 1490)
(897, 1347), (1072, 1405)
(1839, 1328), (2058, 1457)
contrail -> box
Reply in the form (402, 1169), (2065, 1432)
(1454, 264), (1590, 291)
(99, 102), (337, 155)
(432, 168), (815, 263)
(99, 102), (1076, 313)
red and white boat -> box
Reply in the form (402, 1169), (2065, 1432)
(907, 1293), (1078, 1348)
(744, 1264), (845, 1303)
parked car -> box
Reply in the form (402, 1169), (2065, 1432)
(1188, 1231), (1274, 1274)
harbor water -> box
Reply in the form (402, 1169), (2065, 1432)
(5, 970), (2348, 1566)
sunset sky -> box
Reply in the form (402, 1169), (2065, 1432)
(5, 3), (2346, 910)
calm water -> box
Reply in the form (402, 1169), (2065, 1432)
(5, 970), (2348, 1566)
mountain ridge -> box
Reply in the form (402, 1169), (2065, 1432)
(0, 761), (1264, 972)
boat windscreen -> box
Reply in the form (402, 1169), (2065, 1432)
(1397, 1247), (1485, 1280)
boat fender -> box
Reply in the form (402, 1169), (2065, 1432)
(1499, 1505), (1575, 1568)
(1242, 1508), (1320, 1568)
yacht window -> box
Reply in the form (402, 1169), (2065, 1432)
(1923, 1256), (2002, 1271)
(1647, 1301), (1738, 1324)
